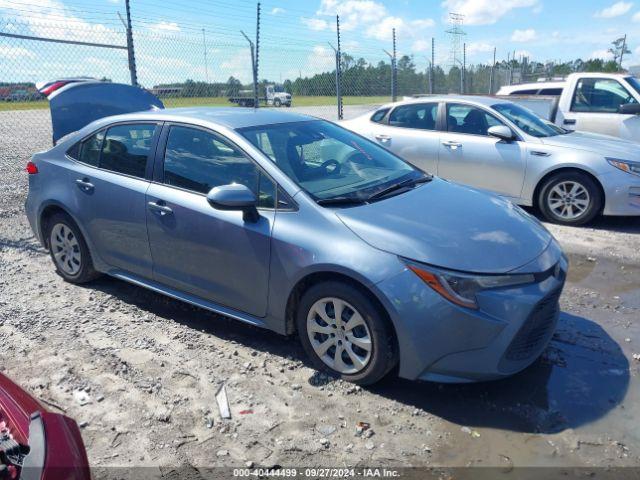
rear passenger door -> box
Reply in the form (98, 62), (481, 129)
(369, 103), (440, 174)
(68, 122), (160, 278)
(145, 124), (275, 318)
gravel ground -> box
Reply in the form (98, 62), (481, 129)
(1, 109), (639, 474)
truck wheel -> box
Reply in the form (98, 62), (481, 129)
(274, 98), (281, 107)
(538, 171), (602, 226)
(296, 281), (397, 385)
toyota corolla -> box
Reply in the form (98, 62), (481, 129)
(25, 80), (567, 385)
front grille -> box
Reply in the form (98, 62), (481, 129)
(504, 290), (561, 362)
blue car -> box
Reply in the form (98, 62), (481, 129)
(25, 80), (567, 385)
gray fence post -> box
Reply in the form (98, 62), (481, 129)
(241, 30), (257, 107)
(254, 2), (260, 109)
(462, 42), (466, 94)
(336, 16), (343, 120)
(392, 28), (397, 101)
(430, 37), (434, 94)
(124, 0), (137, 86)
(489, 47), (496, 94)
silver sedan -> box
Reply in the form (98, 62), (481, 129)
(342, 96), (640, 225)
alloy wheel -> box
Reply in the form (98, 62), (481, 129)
(50, 223), (82, 276)
(306, 297), (372, 374)
(547, 180), (590, 220)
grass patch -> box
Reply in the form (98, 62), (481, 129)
(0, 95), (390, 112)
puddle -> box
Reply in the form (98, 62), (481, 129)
(566, 253), (640, 308)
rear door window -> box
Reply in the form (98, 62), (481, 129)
(71, 131), (104, 167)
(388, 103), (438, 130)
(100, 124), (157, 178)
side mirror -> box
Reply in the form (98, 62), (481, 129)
(488, 125), (516, 141)
(206, 184), (259, 223)
(619, 103), (640, 115)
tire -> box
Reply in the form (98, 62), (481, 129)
(274, 98), (281, 107)
(296, 281), (397, 385)
(46, 212), (100, 283)
(537, 171), (602, 226)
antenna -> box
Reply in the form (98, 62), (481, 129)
(446, 12), (465, 73)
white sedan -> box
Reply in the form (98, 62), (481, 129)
(342, 96), (640, 225)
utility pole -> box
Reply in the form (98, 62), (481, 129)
(122, 0), (137, 86)
(202, 28), (209, 84)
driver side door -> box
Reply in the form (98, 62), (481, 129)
(438, 103), (526, 199)
(146, 124), (276, 317)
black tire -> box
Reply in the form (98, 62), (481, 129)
(537, 171), (602, 226)
(46, 212), (100, 283)
(296, 281), (397, 385)
(274, 98), (281, 107)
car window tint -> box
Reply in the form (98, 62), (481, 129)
(76, 131), (104, 167)
(388, 104), (437, 130)
(100, 124), (156, 178)
(571, 78), (637, 113)
(371, 108), (390, 123)
(446, 104), (504, 136)
(539, 88), (563, 95)
(163, 126), (275, 208)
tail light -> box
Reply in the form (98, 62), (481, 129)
(26, 161), (38, 174)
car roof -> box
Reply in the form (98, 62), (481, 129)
(377, 95), (505, 109)
(105, 107), (316, 130)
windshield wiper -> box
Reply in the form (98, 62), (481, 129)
(316, 196), (367, 207)
(367, 175), (432, 202)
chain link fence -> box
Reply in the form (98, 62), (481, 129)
(0, 5), (594, 157)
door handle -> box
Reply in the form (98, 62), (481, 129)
(75, 178), (94, 192)
(375, 134), (391, 142)
(442, 141), (462, 149)
(563, 119), (576, 125)
(148, 201), (173, 216)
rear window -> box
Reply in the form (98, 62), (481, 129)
(68, 130), (104, 167)
(509, 89), (539, 95)
(100, 124), (157, 178)
(539, 88), (563, 95)
(371, 108), (389, 123)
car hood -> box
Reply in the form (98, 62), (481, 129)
(335, 178), (552, 274)
(540, 131), (640, 160)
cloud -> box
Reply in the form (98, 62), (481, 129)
(590, 49), (615, 59)
(466, 42), (494, 55)
(594, 1), (633, 18)
(301, 17), (329, 31)
(270, 7), (285, 15)
(633, 10), (640, 21)
(440, 0), (538, 25)
(317, 0), (387, 31)
(511, 28), (537, 42)
(149, 21), (180, 32)
(0, 45), (36, 59)
(412, 39), (430, 52)
(411, 19), (436, 28)
(366, 16), (404, 40)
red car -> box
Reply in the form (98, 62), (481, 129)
(0, 373), (89, 480)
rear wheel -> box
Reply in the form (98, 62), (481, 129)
(274, 98), (281, 107)
(46, 213), (100, 283)
(297, 281), (397, 385)
(538, 171), (602, 226)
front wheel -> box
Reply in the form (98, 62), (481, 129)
(296, 281), (397, 385)
(274, 98), (281, 107)
(537, 171), (602, 226)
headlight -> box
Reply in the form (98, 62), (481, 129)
(406, 261), (535, 309)
(606, 158), (640, 176)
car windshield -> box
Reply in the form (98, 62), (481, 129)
(625, 77), (640, 96)
(239, 120), (425, 202)
(492, 102), (565, 137)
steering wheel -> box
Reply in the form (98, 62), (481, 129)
(320, 159), (341, 175)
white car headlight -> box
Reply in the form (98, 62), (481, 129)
(607, 158), (640, 176)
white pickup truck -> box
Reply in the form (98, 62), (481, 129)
(497, 72), (640, 141)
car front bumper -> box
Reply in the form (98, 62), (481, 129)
(598, 169), (640, 216)
(375, 241), (566, 383)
